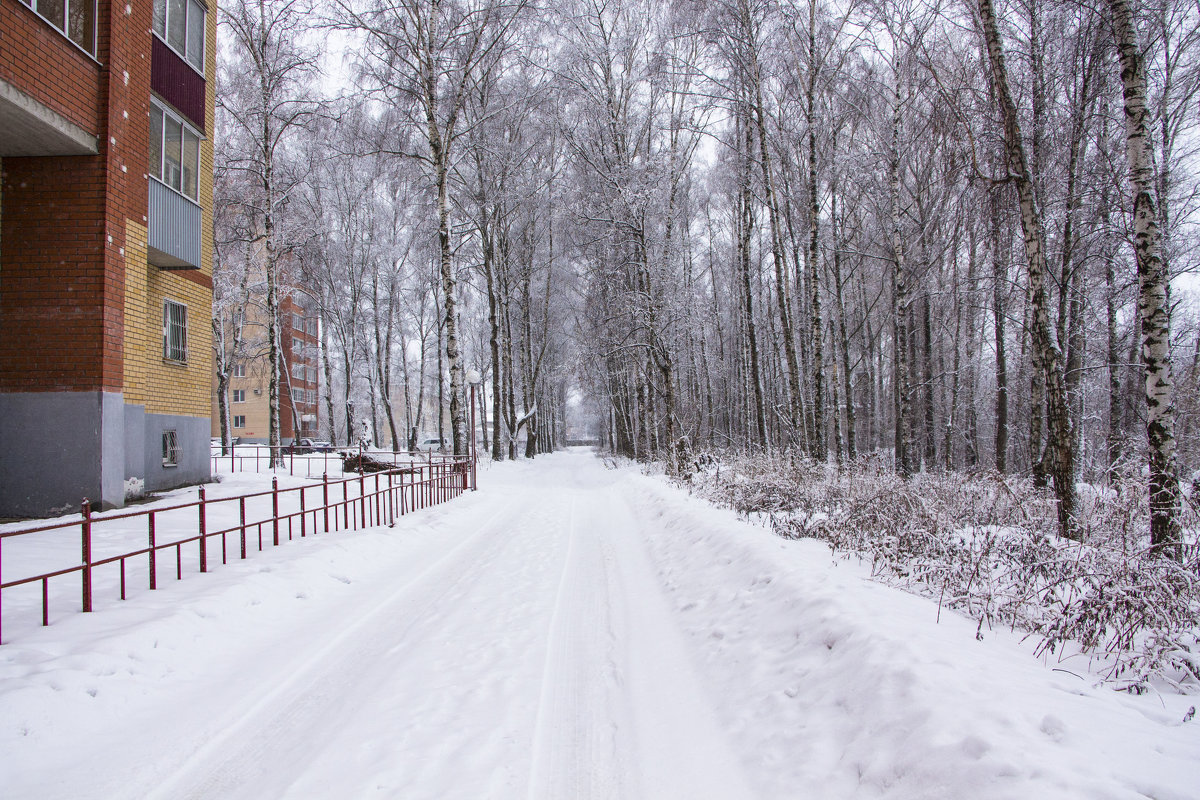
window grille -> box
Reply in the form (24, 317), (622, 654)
(163, 300), (188, 362)
(162, 429), (179, 467)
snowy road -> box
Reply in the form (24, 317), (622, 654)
(3, 450), (1199, 798)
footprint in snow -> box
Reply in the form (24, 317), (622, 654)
(1040, 714), (1067, 743)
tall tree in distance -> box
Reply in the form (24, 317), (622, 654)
(221, 0), (322, 465)
(339, 0), (529, 457)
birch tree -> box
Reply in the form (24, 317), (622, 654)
(1108, 0), (1182, 558)
(221, 0), (321, 464)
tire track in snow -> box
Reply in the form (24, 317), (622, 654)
(526, 495), (631, 800)
(148, 496), (533, 800)
(597, 485), (758, 800)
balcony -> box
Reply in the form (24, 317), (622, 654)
(148, 179), (201, 269)
(0, 78), (96, 156)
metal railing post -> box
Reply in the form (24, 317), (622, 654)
(81, 499), (92, 613)
(323, 473), (330, 533)
(272, 476), (280, 546)
(149, 511), (157, 589)
(300, 485), (307, 537)
(198, 486), (208, 573)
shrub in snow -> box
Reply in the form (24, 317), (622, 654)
(681, 452), (1200, 692)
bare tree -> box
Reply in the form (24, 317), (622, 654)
(221, 0), (321, 464)
(1108, 0), (1182, 558)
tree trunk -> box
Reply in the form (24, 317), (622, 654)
(889, 81), (914, 477)
(1109, 0), (1183, 558)
(991, 189), (1008, 474)
(978, 0), (1078, 537)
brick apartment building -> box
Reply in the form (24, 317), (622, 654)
(0, 0), (216, 515)
(214, 293), (321, 444)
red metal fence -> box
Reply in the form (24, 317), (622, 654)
(211, 443), (463, 479)
(0, 457), (473, 644)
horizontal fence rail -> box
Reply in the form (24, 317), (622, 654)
(0, 457), (473, 645)
(211, 443), (464, 480)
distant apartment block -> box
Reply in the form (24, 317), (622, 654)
(213, 294), (321, 444)
(1, 0), (216, 515)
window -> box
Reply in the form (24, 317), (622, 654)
(291, 313), (304, 332)
(154, 0), (205, 72)
(291, 387), (305, 403)
(307, 318), (317, 336)
(292, 337), (305, 355)
(162, 430), (179, 467)
(232, 389), (245, 403)
(307, 389), (317, 404)
(232, 362), (246, 378)
(163, 299), (187, 362)
(291, 362), (304, 380)
(149, 106), (163, 182)
(21, 0), (95, 55)
(307, 366), (317, 383)
(233, 415), (245, 428)
(150, 103), (202, 201)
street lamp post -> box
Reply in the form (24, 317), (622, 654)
(466, 369), (482, 491)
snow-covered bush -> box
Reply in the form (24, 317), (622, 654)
(681, 452), (1200, 691)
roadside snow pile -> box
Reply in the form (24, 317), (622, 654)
(625, 472), (1200, 800)
(681, 453), (1200, 692)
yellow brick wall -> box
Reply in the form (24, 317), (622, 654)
(123, 220), (151, 404)
(123, 7), (216, 419)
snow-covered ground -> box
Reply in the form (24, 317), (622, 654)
(1, 450), (1197, 798)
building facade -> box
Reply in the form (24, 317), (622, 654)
(1, 0), (216, 515)
(213, 294), (321, 445)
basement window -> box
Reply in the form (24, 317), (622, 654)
(162, 430), (179, 467)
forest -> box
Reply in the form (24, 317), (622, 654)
(210, 0), (1200, 561)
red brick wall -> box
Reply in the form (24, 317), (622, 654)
(0, 0), (152, 393)
(0, 0), (104, 134)
(1, 155), (111, 390)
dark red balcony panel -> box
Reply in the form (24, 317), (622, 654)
(151, 36), (205, 131)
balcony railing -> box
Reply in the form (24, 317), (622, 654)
(148, 179), (201, 269)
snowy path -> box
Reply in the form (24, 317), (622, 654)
(2, 451), (1199, 798)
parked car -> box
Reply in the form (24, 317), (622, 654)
(287, 438), (334, 454)
(416, 437), (448, 451)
